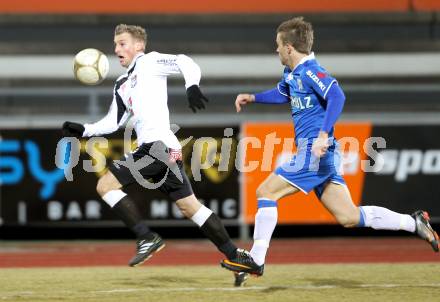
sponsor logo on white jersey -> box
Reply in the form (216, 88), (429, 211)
(130, 74), (137, 88)
(156, 58), (177, 66)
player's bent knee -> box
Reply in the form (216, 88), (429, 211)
(96, 178), (108, 197)
(96, 173), (119, 197)
(175, 195), (201, 218)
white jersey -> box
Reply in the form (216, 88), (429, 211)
(82, 51), (201, 149)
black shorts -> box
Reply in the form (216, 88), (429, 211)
(108, 141), (193, 201)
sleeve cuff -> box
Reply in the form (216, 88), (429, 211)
(82, 124), (92, 137)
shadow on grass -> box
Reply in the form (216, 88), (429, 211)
(117, 275), (202, 287)
(305, 278), (363, 288)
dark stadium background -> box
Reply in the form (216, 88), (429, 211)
(1, 0), (440, 241)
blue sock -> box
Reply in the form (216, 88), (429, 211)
(257, 198), (277, 208)
(357, 207), (365, 227)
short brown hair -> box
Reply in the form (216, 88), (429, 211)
(277, 17), (313, 54)
(114, 24), (147, 49)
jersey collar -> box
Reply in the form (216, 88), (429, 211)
(292, 52), (315, 73)
(126, 52), (145, 72)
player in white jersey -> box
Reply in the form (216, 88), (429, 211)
(62, 24), (239, 267)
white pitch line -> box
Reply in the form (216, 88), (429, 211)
(2, 283), (440, 299)
(93, 283), (440, 293)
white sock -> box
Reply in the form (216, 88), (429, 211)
(360, 206), (416, 232)
(102, 190), (127, 207)
(190, 205), (213, 227)
(250, 205), (277, 266)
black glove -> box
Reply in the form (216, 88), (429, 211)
(62, 121), (85, 138)
(186, 85), (209, 113)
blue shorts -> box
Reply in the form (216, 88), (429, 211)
(274, 143), (346, 199)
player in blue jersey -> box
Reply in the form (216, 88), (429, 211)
(220, 17), (439, 285)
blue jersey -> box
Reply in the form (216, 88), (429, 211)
(277, 53), (337, 146)
(272, 54), (347, 196)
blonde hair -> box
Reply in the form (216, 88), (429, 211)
(277, 17), (313, 54)
(114, 24), (147, 50)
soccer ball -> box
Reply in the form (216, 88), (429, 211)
(73, 48), (109, 85)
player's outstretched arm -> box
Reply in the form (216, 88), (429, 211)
(186, 85), (209, 113)
(80, 98), (126, 137)
(235, 94), (255, 112)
